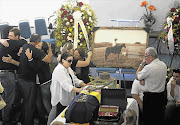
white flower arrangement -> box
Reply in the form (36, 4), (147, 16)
(54, 0), (97, 48)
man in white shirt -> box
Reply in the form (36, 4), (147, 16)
(136, 47), (167, 125)
(165, 68), (180, 125)
(131, 79), (144, 125)
(131, 79), (144, 112)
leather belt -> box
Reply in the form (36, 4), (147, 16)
(0, 70), (15, 73)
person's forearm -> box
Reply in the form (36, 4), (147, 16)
(76, 55), (91, 67)
(48, 45), (53, 60)
(170, 87), (175, 98)
(46, 46), (53, 63)
(132, 94), (143, 111)
(84, 55), (91, 65)
(79, 82), (86, 87)
(10, 59), (20, 66)
(72, 87), (82, 93)
(136, 64), (144, 80)
(42, 46), (53, 63)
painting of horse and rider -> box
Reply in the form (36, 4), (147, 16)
(91, 27), (148, 68)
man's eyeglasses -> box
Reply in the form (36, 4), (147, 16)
(66, 59), (73, 63)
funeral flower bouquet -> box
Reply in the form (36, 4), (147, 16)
(54, 0), (97, 48)
(159, 4), (180, 54)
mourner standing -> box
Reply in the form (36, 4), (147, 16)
(136, 47), (167, 125)
(47, 52), (86, 125)
(4, 34), (53, 125)
(0, 28), (27, 125)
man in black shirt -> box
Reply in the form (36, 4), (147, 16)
(5, 33), (53, 125)
(0, 28), (27, 125)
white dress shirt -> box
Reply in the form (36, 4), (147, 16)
(167, 77), (180, 102)
(137, 58), (167, 92)
(50, 63), (83, 106)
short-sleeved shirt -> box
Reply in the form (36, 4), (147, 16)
(18, 43), (46, 82)
(0, 39), (27, 70)
(167, 77), (180, 102)
(137, 58), (167, 92)
(131, 79), (144, 101)
(28, 59), (51, 84)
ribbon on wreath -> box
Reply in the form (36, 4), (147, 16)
(167, 17), (174, 54)
(73, 11), (90, 50)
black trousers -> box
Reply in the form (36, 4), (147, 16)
(143, 91), (166, 125)
(0, 72), (16, 125)
(164, 101), (180, 125)
(18, 78), (37, 125)
(56, 102), (66, 117)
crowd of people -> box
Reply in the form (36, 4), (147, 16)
(0, 27), (180, 125)
(131, 47), (180, 125)
(0, 27), (92, 125)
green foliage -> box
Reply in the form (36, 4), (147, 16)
(54, 0), (97, 50)
(159, 5), (180, 54)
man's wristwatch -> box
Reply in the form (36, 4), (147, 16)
(139, 63), (144, 67)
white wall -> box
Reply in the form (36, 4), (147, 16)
(0, 0), (89, 27)
(90, 0), (179, 31)
(0, 0), (179, 31)
(0, 0), (64, 27)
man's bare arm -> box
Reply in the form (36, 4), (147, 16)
(2, 54), (19, 66)
(42, 43), (53, 63)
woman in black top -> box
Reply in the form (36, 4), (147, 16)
(74, 47), (90, 84)
(57, 42), (92, 76)
(26, 41), (52, 124)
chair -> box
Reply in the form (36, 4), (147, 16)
(18, 20), (31, 39)
(34, 17), (56, 54)
(0, 22), (9, 38)
(34, 17), (56, 43)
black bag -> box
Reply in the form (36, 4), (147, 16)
(65, 93), (100, 124)
(94, 88), (127, 125)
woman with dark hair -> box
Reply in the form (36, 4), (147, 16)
(25, 41), (52, 124)
(74, 47), (90, 84)
(47, 52), (86, 125)
(57, 42), (92, 72)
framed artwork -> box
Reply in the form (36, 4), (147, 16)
(91, 27), (148, 69)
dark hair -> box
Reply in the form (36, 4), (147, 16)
(173, 68), (180, 74)
(9, 28), (20, 37)
(30, 33), (41, 43)
(75, 47), (87, 58)
(41, 41), (48, 54)
(60, 52), (72, 63)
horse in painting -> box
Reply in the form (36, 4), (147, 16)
(105, 43), (126, 61)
